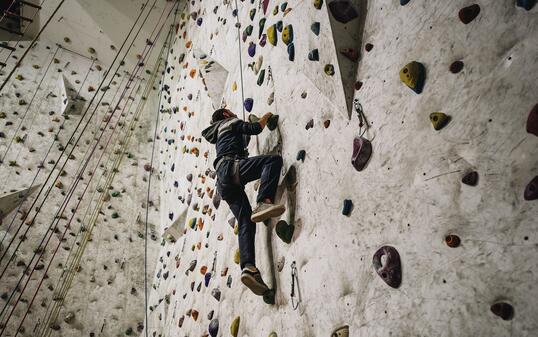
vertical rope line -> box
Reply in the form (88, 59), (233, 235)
(233, 0), (246, 120)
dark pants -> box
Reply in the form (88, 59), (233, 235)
(216, 155), (283, 268)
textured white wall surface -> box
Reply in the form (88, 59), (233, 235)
(148, 0), (538, 337)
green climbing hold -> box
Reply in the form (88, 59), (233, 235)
(234, 249), (241, 264)
(313, 0), (323, 9)
(400, 61), (426, 94)
(245, 25), (253, 36)
(311, 22), (320, 36)
(281, 2), (288, 11)
(282, 25), (293, 45)
(429, 112), (450, 130)
(230, 316), (240, 337)
(269, 332), (278, 337)
(331, 325), (349, 337)
(249, 8), (256, 20)
(111, 212), (119, 219)
(276, 220), (294, 243)
(324, 64), (335, 76)
(267, 25), (277, 46)
(257, 69), (266, 86)
(259, 18), (266, 38)
(111, 191), (120, 197)
(273, 5), (279, 15)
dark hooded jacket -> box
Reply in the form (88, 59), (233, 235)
(202, 117), (263, 168)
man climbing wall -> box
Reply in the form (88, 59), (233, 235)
(202, 108), (284, 296)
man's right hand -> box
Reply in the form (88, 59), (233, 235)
(258, 112), (273, 128)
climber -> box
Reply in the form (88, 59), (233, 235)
(202, 108), (285, 296)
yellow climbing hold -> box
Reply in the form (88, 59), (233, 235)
(429, 112), (450, 130)
(267, 25), (277, 46)
(230, 316), (240, 337)
(399, 61), (425, 94)
(269, 332), (278, 337)
(313, 0), (323, 9)
(232, 81), (237, 92)
(188, 218), (197, 229)
(282, 25), (293, 45)
(234, 223), (239, 235)
(234, 249), (241, 264)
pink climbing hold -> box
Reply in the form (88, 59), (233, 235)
(351, 136), (372, 171)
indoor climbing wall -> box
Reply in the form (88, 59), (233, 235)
(0, 36), (163, 336)
(149, 0), (538, 336)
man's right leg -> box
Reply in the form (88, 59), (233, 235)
(225, 189), (269, 295)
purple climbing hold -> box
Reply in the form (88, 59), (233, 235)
(526, 103), (538, 137)
(248, 42), (256, 57)
(372, 246), (402, 288)
(328, 0), (359, 24)
(459, 4), (480, 24)
(342, 199), (352, 216)
(209, 319), (219, 337)
(524, 176), (538, 201)
(244, 98), (254, 112)
(351, 136), (372, 171)
(260, 34), (267, 47)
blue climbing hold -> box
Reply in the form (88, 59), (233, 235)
(197, 17), (203, 26)
(287, 43), (295, 61)
(209, 319), (219, 337)
(248, 42), (256, 57)
(244, 98), (254, 112)
(308, 49), (319, 61)
(311, 22), (320, 36)
(276, 20), (283, 32)
(205, 272), (212, 286)
(281, 2), (288, 11)
(342, 199), (353, 216)
(517, 0), (536, 10)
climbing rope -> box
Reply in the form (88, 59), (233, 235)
(0, 0), (169, 332)
(143, 15), (177, 337)
(0, 0), (162, 276)
(232, 0), (246, 120)
(0, 0), (63, 93)
(0, 45), (60, 164)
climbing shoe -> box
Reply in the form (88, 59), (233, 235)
(241, 265), (269, 295)
(251, 203), (285, 223)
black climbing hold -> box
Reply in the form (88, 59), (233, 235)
(209, 319), (219, 337)
(328, 0), (359, 23)
(449, 60), (464, 74)
(351, 136), (372, 171)
(296, 150), (306, 162)
(372, 246), (402, 288)
(491, 302), (514, 320)
(276, 220), (294, 243)
(267, 114), (279, 130)
(287, 43), (295, 61)
(276, 21), (283, 32)
(462, 171), (478, 186)
(517, 0), (537, 10)
(355, 81), (363, 90)
(365, 43), (373, 52)
(257, 69), (266, 86)
(526, 103), (538, 137)
(311, 22), (321, 36)
(459, 4), (480, 24)
(524, 176), (538, 201)
(400, 0), (411, 5)
(263, 289), (276, 305)
(211, 288), (221, 301)
(342, 199), (352, 216)
(308, 49), (319, 61)
(445, 234), (461, 248)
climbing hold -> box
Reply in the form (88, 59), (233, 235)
(281, 2), (288, 11)
(205, 272), (212, 286)
(244, 98), (254, 112)
(373, 246), (402, 288)
(526, 103), (538, 137)
(329, 0), (359, 23)
(491, 302), (514, 320)
(263, 0), (270, 13)
(331, 325), (349, 337)
(211, 288), (221, 301)
(248, 42), (256, 57)
(259, 18), (266, 38)
(296, 150), (306, 162)
(276, 21), (283, 32)
(267, 114), (280, 130)
(249, 8), (256, 20)
(445, 234), (461, 248)
(400, 0), (411, 5)
(459, 4), (480, 24)
(400, 61), (426, 94)
(311, 22), (321, 36)
(227, 275), (233, 287)
(517, 0), (537, 10)
(355, 81), (363, 90)
(276, 220), (294, 243)
(234, 249), (241, 264)
(209, 319), (219, 337)
(267, 25), (277, 46)
(273, 5), (279, 15)
(186, 173), (193, 181)
(197, 18), (203, 26)
(351, 136), (372, 171)
(88, 47), (96, 54)
(365, 43), (374, 52)
(268, 92), (275, 105)
(306, 119), (314, 129)
(191, 310), (199, 321)
(524, 176), (538, 201)
(287, 43), (295, 61)
(282, 25), (293, 45)
(313, 0), (323, 10)
(308, 49), (319, 61)
(245, 25), (253, 36)
(260, 34), (267, 46)
(232, 82), (238, 92)
(324, 64), (335, 76)
(263, 289), (276, 305)
(230, 316), (240, 337)
(324, 120), (331, 128)
(429, 112), (450, 130)
(342, 199), (353, 216)
(257, 69), (265, 86)
(340, 48), (359, 62)
(269, 332), (278, 337)
(449, 60), (464, 74)
(462, 171), (479, 186)
(200, 265), (208, 274)
(277, 256), (285, 272)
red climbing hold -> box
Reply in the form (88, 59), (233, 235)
(459, 4), (480, 24)
(449, 61), (464, 74)
(373, 246), (402, 288)
(526, 103), (538, 137)
(445, 234), (461, 248)
(351, 136), (372, 171)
